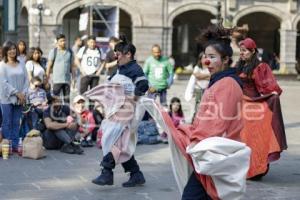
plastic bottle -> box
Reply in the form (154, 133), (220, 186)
(18, 138), (23, 156)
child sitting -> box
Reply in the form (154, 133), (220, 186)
(72, 95), (96, 147)
(27, 76), (48, 129)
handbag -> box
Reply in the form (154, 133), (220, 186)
(22, 130), (46, 159)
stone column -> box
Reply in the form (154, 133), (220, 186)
(132, 26), (163, 64)
(164, 26), (173, 57)
(28, 12), (61, 55)
(279, 29), (297, 74)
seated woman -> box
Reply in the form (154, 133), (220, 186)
(236, 37), (287, 179)
(144, 24), (249, 200)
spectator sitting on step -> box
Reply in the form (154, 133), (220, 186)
(42, 95), (84, 154)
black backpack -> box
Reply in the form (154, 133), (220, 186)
(50, 47), (73, 73)
(81, 46), (102, 57)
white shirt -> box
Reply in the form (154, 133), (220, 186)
(25, 60), (45, 81)
(77, 47), (101, 75)
(193, 66), (209, 89)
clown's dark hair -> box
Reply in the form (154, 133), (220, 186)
(198, 24), (233, 66)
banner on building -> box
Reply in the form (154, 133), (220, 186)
(79, 12), (89, 31)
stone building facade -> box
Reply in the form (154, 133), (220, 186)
(11, 0), (300, 73)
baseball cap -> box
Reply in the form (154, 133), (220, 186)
(239, 37), (257, 49)
(73, 95), (85, 104)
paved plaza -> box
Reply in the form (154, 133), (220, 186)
(1, 79), (300, 200)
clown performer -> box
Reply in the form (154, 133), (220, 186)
(140, 24), (251, 200)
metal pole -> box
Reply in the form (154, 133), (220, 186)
(37, 3), (43, 47)
(217, 1), (222, 24)
(38, 9), (42, 47)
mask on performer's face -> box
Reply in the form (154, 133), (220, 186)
(204, 46), (225, 75)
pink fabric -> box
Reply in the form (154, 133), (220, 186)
(163, 77), (243, 200)
(84, 83), (126, 118)
(179, 77), (243, 143)
(84, 84), (137, 163)
(109, 97), (136, 163)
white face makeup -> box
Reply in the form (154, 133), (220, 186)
(204, 46), (224, 75)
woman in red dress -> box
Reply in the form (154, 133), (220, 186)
(236, 38), (287, 179)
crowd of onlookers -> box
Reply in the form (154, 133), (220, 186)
(0, 26), (295, 158)
(0, 33), (192, 157)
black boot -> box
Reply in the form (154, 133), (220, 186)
(122, 171), (145, 187)
(121, 156), (146, 187)
(92, 168), (113, 185)
(92, 152), (115, 186)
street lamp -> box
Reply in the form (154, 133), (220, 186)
(29, 0), (51, 47)
(211, 1), (222, 24)
(216, 1), (222, 24)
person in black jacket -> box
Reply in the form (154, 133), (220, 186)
(92, 35), (149, 187)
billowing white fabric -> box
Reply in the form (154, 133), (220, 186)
(184, 74), (196, 102)
(168, 138), (193, 194)
(84, 83), (125, 118)
(139, 97), (192, 194)
(186, 137), (251, 200)
(140, 97), (250, 198)
(110, 73), (135, 96)
(84, 83), (144, 162)
(101, 120), (125, 156)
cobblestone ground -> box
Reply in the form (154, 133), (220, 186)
(1, 79), (300, 200)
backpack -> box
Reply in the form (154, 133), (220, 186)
(50, 47), (73, 73)
(78, 46), (102, 64)
(82, 46), (102, 57)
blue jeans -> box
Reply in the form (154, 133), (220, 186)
(29, 108), (44, 129)
(148, 89), (167, 106)
(42, 129), (75, 150)
(19, 113), (31, 139)
(1, 104), (22, 149)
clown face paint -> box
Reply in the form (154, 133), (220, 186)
(204, 46), (224, 75)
